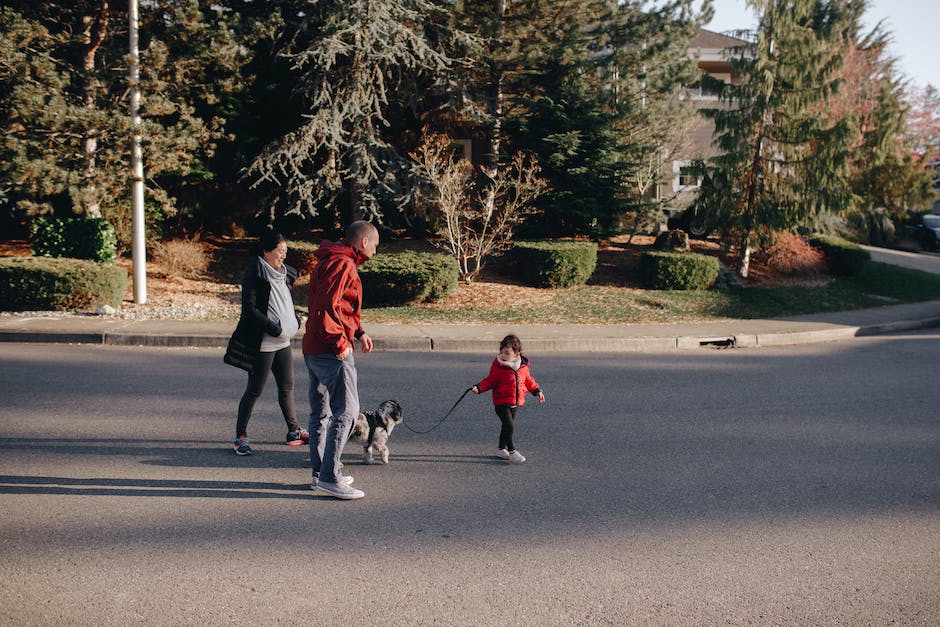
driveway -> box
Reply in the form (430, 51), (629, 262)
(861, 244), (940, 274)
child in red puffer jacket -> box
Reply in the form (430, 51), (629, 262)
(471, 334), (545, 464)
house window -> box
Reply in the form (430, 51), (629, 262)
(453, 139), (472, 162)
(673, 161), (701, 191)
(687, 72), (731, 100)
(687, 82), (719, 101)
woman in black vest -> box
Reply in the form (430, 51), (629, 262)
(224, 231), (307, 455)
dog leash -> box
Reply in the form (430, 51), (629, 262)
(402, 387), (473, 435)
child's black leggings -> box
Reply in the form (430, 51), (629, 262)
(495, 404), (517, 451)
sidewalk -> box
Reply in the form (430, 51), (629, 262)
(3, 299), (940, 352)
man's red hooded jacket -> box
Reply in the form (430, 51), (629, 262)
(302, 239), (369, 357)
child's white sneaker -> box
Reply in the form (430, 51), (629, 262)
(496, 449), (510, 460)
(507, 450), (526, 464)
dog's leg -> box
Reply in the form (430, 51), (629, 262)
(373, 432), (390, 464)
(363, 443), (375, 465)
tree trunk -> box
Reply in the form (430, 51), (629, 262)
(347, 178), (362, 224)
(80, 1), (109, 218)
(738, 234), (752, 278)
(481, 0), (506, 221)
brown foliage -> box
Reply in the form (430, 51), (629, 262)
(754, 232), (826, 277)
(152, 238), (212, 280)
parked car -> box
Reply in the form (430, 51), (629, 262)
(913, 214), (940, 250)
(667, 206), (713, 239)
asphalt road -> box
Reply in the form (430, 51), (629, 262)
(1, 336), (938, 625)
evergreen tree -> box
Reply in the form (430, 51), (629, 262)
(456, 0), (708, 240)
(245, 0), (466, 225)
(698, 0), (860, 276)
(186, 0), (311, 233)
(0, 1), (247, 246)
(505, 0), (626, 238)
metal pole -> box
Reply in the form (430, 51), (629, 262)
(129, 0), (146, 303)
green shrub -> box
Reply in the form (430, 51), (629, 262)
(639, 251), (720, 290)
(31, 216), (118, 263)
(511, 241), (598, 288)
(653, 229), (690, 252)
(807, 234), (871, 276)
(0, 257), (127, 311)
(286, 240), (320, 276)
(359, 252), (458, 307)
(711, 263), (742, 291)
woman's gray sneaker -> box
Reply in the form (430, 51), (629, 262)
(233, 436), (252, 456)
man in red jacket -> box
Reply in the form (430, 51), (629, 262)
(304, 220), (379, 500)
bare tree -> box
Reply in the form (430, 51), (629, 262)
(410, 133), (546, 283)
(623, 97), (699, 243)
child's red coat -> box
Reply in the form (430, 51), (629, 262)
(475, 356), (541, 407)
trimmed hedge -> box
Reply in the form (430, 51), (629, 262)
(0, 257), (127, 311)
(31, 217), (118, 263)
(511, 240), (598, 288)
(359, 251), (458, 307)
(639, 251), (720, 290)
(807, 234), (870, 276)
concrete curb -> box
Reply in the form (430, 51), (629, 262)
(0, 330), (107, 345)
(2, 313), (939, 352)
(5, 244), (940, 353)
(853, 316), (940, 336)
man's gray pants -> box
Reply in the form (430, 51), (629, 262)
(305, 353), (360, 484)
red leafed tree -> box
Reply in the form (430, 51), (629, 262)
(822, 25), (934, 219)
(905, 84), (940, 164)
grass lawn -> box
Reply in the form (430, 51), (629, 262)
(7, 235), (938, 323)
(362, 262), (940, 325)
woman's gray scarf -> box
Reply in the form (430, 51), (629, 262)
(259, 257), (298, 352)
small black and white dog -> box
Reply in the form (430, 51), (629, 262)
(348, 400), (403, 464)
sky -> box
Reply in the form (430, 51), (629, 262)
(700, 0), (939, 91)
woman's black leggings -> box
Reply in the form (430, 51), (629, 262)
(495, 404), (517, 451)
(236, 346), (298, 437)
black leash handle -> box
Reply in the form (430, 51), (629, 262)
(402, 387), (473, 435)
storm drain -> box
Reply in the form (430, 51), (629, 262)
(698, 336), (735, 349)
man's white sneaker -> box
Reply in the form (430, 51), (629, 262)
(310, 475), (354, 490)
(496, 449), (510, 460)
(316, 481), (365, 500)
(507, 450), (526, 464)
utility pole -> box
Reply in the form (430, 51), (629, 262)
(129, 0), (146, 303)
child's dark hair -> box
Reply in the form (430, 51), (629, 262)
(500, 334), (522, 354)
(252, 230), (285, 256)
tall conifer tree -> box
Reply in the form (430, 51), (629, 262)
(457, 0), (707, 239)
(506, 0), (625, 238)
(0, 1), (246, 245)
(246, 0), (465, 224)
(699, 0), (860, 276)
